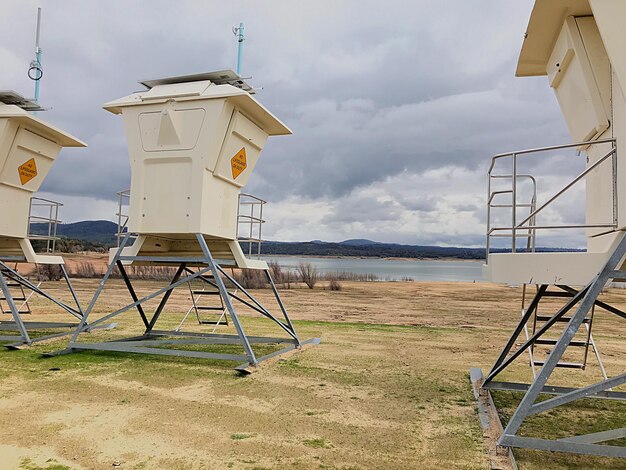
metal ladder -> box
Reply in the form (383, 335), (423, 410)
(176, 271), (231, 332)
(188, 273), (230, 326)
(512, 189), (605, 377)
(0, 266), (33, 316)
(520, 285), (607, 379)
(176, 192), (265, 331)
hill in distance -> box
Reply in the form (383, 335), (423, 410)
(28, 220), (583, 260)
(30, 220), (118, 246)
(338, 239), (381, 246)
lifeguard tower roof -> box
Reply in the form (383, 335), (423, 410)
(516, 0), (592, 77)
(104, 69), (291, 137)
(0, 90), (86, 147)
(139, 70), (254, 93)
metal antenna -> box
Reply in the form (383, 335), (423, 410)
(233, 22), (245, 76)
(28, 8), (43, 108)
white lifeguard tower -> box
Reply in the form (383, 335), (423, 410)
(473, 0), (626, 460)
(57, 71), (318, 371)
(0, 91), (87, 346)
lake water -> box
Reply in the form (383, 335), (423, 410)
(262, 256), (485, 282)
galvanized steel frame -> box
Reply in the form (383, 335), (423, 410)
(0, 260), (84, 347)
(52, 232), (316, 371)
(475, 233), (626, 458)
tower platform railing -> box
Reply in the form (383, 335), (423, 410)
(27, 196), (62, 253)
(486, 138), (617, 259)
(237, 193), (266, 259)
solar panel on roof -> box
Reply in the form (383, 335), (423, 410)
(138, 70), (254, 93)
(0, 90), (44, 111)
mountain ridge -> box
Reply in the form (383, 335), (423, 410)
(28, 220), (584, 260)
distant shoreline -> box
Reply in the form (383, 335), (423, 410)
(262, 254), (483, 263)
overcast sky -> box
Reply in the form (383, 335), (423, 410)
(1, 0), (584, 247)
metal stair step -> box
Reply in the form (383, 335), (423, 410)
(192, 291), (220, 295)
(534, 339), (588, 347)
(2, 310), (31, 315)
(195, 306), (224, 311)
(535, 315), (591, 324)
(542, 291), (574, 298)
(532, 360), (585, 369)
(0, 297), (27, 302)
(198, 320), (227, 325)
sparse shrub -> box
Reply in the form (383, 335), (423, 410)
(269, 261), (283, 283)
(71, 262), (101, 278)
(282, 269), (295, 289)
(321, 271), (378, 282)
(35, 264), (63, 281)
(297, 262), (319, 289)
(232, 269), (268, 289)
(328, 277), (342, 291)
(128, 265), (177, 280)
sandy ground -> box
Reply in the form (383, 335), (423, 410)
(1, 272), (626, 469)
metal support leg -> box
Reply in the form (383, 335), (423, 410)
(484, 284), (548, 384)
(60, 263), (83, 316)
(0, 269), (30, 344)
(196, 234), (257, 365)
(265, 269), (300, 345)
(69, 231), (134, 342)
(485, 285), (587, 384)
(48, 232), (318, 370)
(117, 260), (150, 329)
(496, 234), (626, 457)
(145, 264), (185, 333)
(215, 267), (298, 340)
(0, 261), (82, 319)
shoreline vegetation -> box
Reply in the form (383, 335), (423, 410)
(25, 258), (413, 290)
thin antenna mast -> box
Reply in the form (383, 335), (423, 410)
(28, 8), (44, 107)
(233, 22), (245, 76)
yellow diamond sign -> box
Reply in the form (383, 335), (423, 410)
(18, 158), (38, 185)
(231, 147), (247, 179)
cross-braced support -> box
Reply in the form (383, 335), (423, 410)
(49, 233), (319, 372)
(0, 260), (87, 348)
(472, 234), (626, 459)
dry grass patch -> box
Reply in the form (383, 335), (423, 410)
(0, 278), (625, 468)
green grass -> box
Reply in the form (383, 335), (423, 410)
(230, 433), (255, 440)
(19, 459), (70, 470)
(492, 390), (626, 469)
(302, 438), (332, 449)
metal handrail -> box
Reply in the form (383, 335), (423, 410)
(486, 138), (617, 258)
(116, 189), (132, 247)
(237, 193), (266, 259)
(517, 146), (616, 228)
(487, 174), (537, 258)
(488, 138), (616, 172)
(27, 196), (63, 253)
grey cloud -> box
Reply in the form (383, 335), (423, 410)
(322, 196), (401, 225)
(399, 196), (438, 212)
(453, 203), (480, 212)
(1, 0), (582, 247)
